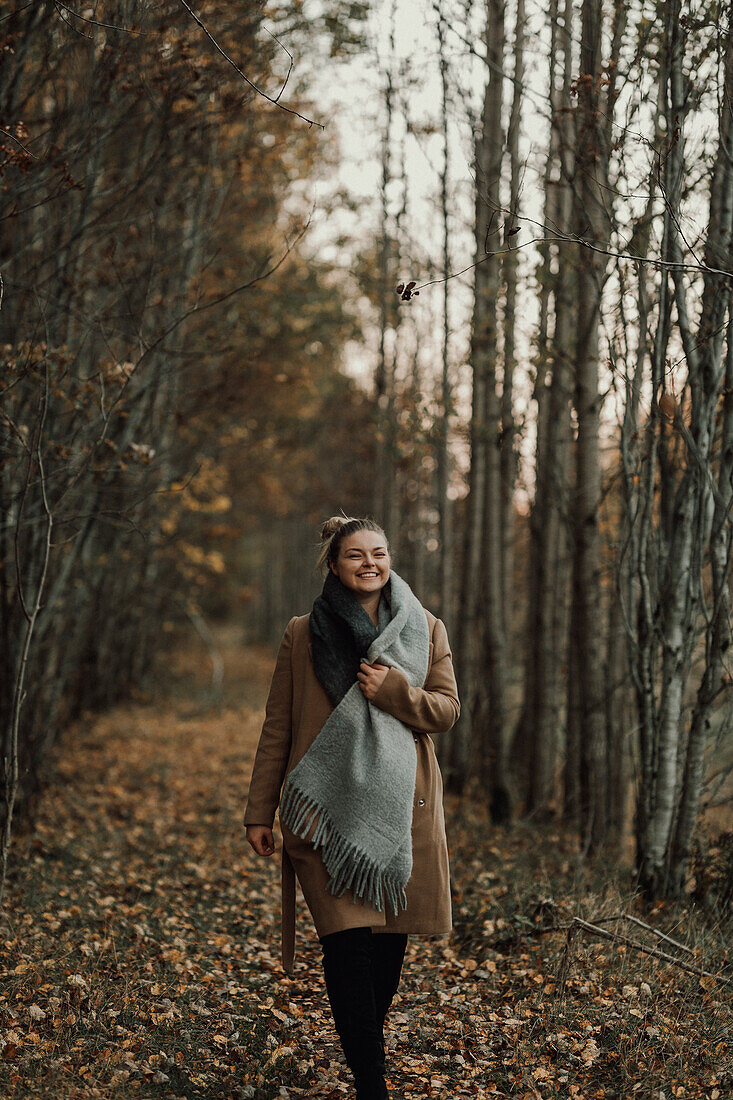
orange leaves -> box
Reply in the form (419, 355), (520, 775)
(170, 456), (232, 516)
(1, 627), (729, 1100)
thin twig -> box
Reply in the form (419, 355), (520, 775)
(591, 912), (695, 956)
(177, 0), (323, 130)
(0, 127), (39, 159)
(53, 1), (147, 35)
(571, 917), (730, 985)
(411, 229), (733, 297)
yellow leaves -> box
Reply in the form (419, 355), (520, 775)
(150, 999), (178, 1025)
(172, 488), (232, 516)
(264, 1043), (295, 1067)
(269, 1007), (293, 1025)
(161, 456), (232, 586)
(207, 551), (226, 574)
(66, 974), (89, 993)
(171, 457), (231, 515)
(202, 493), (231, 515)
(158, 946), (183, 964)
(181, 543), (226, 575)
(577, 1037), (600, 1065)
(182, 543), (206, 565)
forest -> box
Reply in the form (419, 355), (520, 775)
(1, 0), (732, 1097)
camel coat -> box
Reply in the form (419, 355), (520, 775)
(243, 607), (460, 974)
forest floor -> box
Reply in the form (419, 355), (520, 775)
(0, 623), (731, 1100)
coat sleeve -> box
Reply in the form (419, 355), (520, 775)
(243, 616), (296, 829)
(370, 617), (460, 734)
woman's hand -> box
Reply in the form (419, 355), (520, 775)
(247, 824), (276, 857)
(357, 659), (390, 700)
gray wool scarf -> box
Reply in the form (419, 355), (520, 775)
(279, 569), (430, 916)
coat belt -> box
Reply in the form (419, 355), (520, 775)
(281, 842), (296, 975)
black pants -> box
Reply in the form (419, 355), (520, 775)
(319, 926), (408, 1099)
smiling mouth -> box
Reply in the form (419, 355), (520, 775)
(357, 572), (379, 577)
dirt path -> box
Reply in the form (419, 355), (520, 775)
(0, 628), (498, 1099)
(0, 626), (728, 1099)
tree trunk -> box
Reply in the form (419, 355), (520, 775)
(500, 0), (524, 654)
(435, 1), (454, 639)
(518, 0), (575, 817)
(475, 0), (511, 821)
(373, 6), (397, 535)
(566, 0), (618, 851)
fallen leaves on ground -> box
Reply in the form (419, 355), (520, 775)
(0, 624), (730, 1098)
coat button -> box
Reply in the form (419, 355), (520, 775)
(413, 735), (418, 743)
(418, 798), (425, 806)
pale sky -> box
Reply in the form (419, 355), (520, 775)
(266, 0), (723, 509)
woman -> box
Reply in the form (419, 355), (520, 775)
(244, 515), (460, 1099)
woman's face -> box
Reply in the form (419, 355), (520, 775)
(330, 530), (390, 596)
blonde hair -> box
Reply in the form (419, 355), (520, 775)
(315, 512), (389, 575)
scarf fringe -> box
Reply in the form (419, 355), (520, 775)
(280, 781), (409, 917)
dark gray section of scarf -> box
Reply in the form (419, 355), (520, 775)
(308, 572), (392, 707)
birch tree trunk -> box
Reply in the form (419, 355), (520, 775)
(447, 0), (507, 812)
(475, 0), (511, 819)
(566, 0), (621, 850)
(635, 4), (733, 895)
(435, 1), (454, 639)
(373, 6), (397, 535)
(500, 0), (524, 653)
(613, 0), (733, 897)
(515, 0), (574, 815)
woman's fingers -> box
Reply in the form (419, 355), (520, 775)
(247, 825), (276, 856)
(358, 660), (389, 698)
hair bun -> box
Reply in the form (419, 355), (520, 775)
(320, 514), (354, 543)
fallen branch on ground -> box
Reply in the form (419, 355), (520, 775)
(568, 916), (730, 985)
(590, 912), (695, 956)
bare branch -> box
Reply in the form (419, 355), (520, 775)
(570, 917), (730, 985)
(177, 0), (324, 130)
(53, 1), (148, 36)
